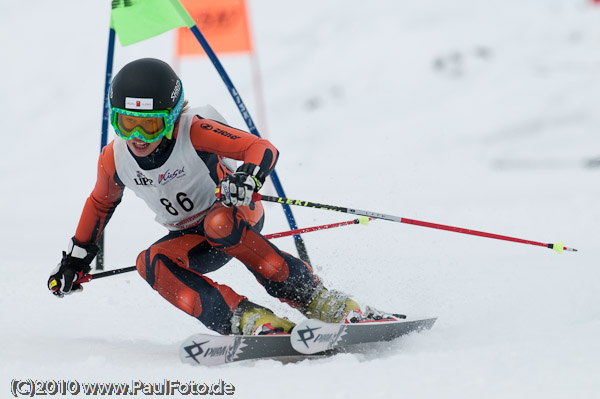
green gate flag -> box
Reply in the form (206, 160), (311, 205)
(110, 0), (194, 46)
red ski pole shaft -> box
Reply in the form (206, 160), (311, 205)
(264, 217), (370, 239)
(399, 218), (567, 251)
(251, 193), (577, 254)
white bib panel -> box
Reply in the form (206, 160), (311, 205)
(114, 106), (234, 230)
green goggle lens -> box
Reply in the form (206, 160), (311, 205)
(111, 109), (171, 143)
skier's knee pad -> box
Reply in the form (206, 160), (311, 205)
(135, 247), (173, 289)
(136, 249), (204, 317)
(204, 206), (249, 248)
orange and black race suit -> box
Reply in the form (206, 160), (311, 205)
(74, 112), (318, 333)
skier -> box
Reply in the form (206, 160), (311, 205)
(47, 58), (367, 335)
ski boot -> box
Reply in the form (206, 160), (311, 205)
(302, 286), (363, 323)
(232, 301), (295, 335)
(302, 286), (407, 324)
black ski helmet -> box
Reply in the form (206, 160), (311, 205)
(109, 58), (184, 141)
(110, 58), (183, 111)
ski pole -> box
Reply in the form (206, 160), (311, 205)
(251, 193), (577, 254)
(75, 217), (370, 284)
(76, 266), (137, 284)
(265, 216), (371, 239)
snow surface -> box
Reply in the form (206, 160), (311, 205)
(2, 0), (600, 398)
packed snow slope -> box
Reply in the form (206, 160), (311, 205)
(2, 0), (600, 398)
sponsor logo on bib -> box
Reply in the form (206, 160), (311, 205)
(134, 170), (153, 186)
(158, 167), (186, 185)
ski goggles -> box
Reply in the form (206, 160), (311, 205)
(110, 93), (185, 143)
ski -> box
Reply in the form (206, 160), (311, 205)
(179, 333), (300, 366)
(180, 317), (437, 366)
(290, 317), (437, 355)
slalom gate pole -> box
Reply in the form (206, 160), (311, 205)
(76, 217), (369, 284)
(252, 193), (577, 254)
(168, 0), (311, 266)
(95, 27), (117, 271)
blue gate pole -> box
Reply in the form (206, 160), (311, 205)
(187, 24), (312, 265)
(96, 27), (116, 271)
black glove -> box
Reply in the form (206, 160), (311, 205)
(48, 238), (99, 298)
(219, 163), (265, 207)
